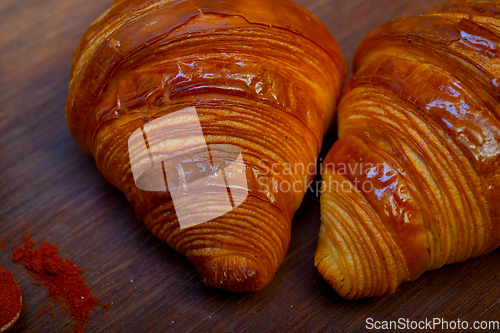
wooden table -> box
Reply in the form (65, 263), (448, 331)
(1, 0), (499, 332)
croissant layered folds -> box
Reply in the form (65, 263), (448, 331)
(67, 0), (345, 291)
(316, 0), (500, 299)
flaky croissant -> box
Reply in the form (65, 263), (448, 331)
(315, 0), (500, 299)
(66, 0), (345, 291)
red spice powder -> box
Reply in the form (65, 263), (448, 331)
(12, 234), (100, 333)
(0, 240), (6, 251)
(0, 265), (22, 329)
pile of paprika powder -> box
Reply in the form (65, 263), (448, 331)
(12, 234), (100, 333)
(0, 265), (22, 332)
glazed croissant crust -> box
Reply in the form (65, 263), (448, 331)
(66, 0), (345, 291)
(316, 0), (500, 299)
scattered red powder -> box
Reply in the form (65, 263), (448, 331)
(103, 302), (110, 309)
(39, 304), (51, 317)
(0, 241), (6, 251)
(12, 234), (100, 333)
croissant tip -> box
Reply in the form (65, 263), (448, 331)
(194, 254), (273, 292)
(315, 252), (353, 300)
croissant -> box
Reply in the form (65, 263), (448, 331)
(66, 0), (345, 291)
(315, 0), (500, 299)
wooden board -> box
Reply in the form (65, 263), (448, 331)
(1, 0), (498, 332)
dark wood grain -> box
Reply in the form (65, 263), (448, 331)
(1, 0), (498, 332)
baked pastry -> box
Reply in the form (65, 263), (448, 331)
(316, 0), (500, 299)
(66, 0), (345, 291)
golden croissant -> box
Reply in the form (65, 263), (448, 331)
(66, 0), (345, 291)
(316, 0), (500, 299)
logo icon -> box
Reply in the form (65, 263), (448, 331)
(128, 107), (248, 229)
